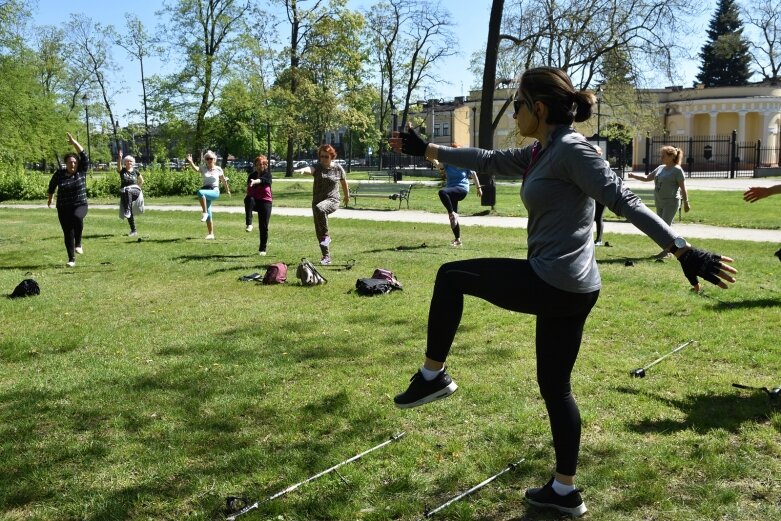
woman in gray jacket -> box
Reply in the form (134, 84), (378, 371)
(391, 67), (736, 517)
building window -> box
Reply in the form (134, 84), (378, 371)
(442, 123), (450, 137)
(434, 124), (441, 137)
(338, 133), (344, 143)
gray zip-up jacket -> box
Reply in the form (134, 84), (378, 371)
(437, 126), (677, 293)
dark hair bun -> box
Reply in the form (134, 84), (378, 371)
(572, 91), (596, 123)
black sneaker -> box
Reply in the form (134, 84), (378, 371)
(524, 477), (587, 517)
(393, 369), (458, 408)
(774, 248), (781, 262)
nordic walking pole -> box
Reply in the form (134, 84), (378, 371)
(629, 340), (696, 378)
(732, 383), (781, 400)
(420, 459), (525, 519)
(226, 432), (406, 520)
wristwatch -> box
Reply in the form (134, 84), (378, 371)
(669, 236), (687, 254)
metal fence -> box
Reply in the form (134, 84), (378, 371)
(643, 131), (780, 178)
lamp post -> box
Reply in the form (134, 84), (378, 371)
(596, 85), (604, 138)
(81, 94), (91, 166)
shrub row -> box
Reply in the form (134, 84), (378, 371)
(0, 166), (246, 201)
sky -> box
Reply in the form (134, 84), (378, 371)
(31, 0), (713, 124)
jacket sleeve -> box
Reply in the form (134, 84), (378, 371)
(48, 172), (59, 195)
(78, 150), (89, 173)
(436, 146), (531, 178)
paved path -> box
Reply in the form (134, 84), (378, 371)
(5, 201), (780, 243)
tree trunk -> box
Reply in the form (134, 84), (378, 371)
(477, 0), (504, 207)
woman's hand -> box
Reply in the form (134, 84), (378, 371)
(66, 132), (76, 146)
(743, 186), (772, 202)
(391, 125), (429, 157)
(677, 247), (737, 292)
(683, 200), (690, 212)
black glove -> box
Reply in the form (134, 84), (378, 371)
(399, 127), (429, 157)
(678, 247), (723, 287)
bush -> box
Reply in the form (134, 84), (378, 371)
(142, 166), (200, 197)
(0, 168), (49, 201)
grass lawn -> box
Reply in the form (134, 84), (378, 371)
(1, 207), (780, 520)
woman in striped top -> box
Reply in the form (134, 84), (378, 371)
(47, 132), (89, 267)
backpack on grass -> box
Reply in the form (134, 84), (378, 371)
(296, 258), (327, 286)
(262, 263), (287, 284)
(10, 278), (40, 298)
(355, 269), (402, 296)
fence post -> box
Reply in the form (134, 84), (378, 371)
(755, 140), (761, 170)
(729, 130), (737, 179)
(686, 137), (694, 177)
(644, 132), (651, 175)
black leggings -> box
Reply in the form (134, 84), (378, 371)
(426, 258), (599, 476)
(244, 197), (272, 251)
(57, 204), (88, 261)
(594, 202), (605, 243)
(438, 187), (467, 239)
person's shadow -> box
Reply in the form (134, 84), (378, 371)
(616, 386), (778, 434)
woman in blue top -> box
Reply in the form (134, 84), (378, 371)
(390, 67), (736, 517)
(47, 132), (89, 267)
(434, 144), (482, 246)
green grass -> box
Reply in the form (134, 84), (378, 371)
(1, 208), (780, 520)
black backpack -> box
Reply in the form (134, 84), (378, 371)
(10, 278), (40, 298)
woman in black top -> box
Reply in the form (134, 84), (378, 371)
(117, 148), (144, 237)
(47, 133), (89, 267)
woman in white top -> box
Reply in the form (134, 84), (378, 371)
(186, 150), (231, 239)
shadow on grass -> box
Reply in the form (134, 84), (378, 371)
(0, 263), (53, 271)
(697, 293), (781, 310)
(172, 253), (250, 263)
(596, 255), (662, 265)
(616, 387), (776, 434)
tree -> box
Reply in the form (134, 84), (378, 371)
(158, 0), (251, 154)
(742, 0), (781, 82)
(66, 14), (122, 154)
(114, 13), (162, 163)
(364, 0), (406, 169)
(696, 0), (752, 87)
(396, 1), (456, 130)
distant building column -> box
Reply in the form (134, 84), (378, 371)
(762, 111), (778, 165)
(683, 112), (693, 136)
(709, 111), (718, 136)
(737, 110), (747, 142)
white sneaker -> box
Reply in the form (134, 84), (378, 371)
(448, 212), (459, 228)
(66, 261), (76, 267)
(246, 225), (253, 232)
(75, 246), (83, 255)
(129, 231), (137, 237)
(451, 238), (462, 247)
(205, 234), (215, 240)
(201, 212), (209, 222)
(320, 235), (331, 247)
(259, 250), (267, 256)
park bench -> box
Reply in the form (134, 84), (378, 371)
(368, 171), (397, 181)
(350, 182), (413, 209)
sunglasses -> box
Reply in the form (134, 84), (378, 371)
(513, 95), (533, 114)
